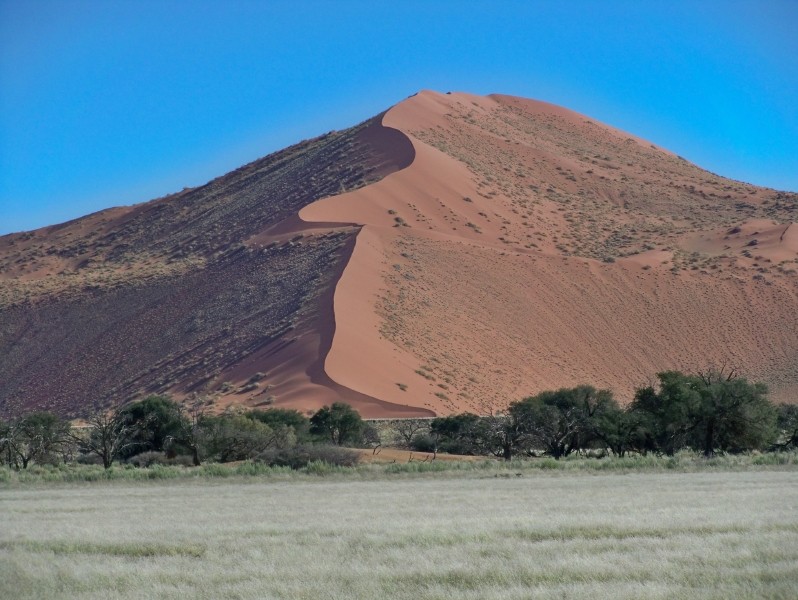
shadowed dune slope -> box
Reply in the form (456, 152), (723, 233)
(2, 90), (797, 417)
(0, 116), (428, 418)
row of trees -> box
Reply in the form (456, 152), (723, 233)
(0, 398), (372, 470)
(2, 369), (796, 469)
(405, 370), (797, 460)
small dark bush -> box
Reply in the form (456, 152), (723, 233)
(76, 453), (105, 466)
(410, 433), (437, 453)
(256, 444), (359, 469)
(126, 451), (195, 468)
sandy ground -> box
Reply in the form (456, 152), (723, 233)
(353, 447), (484, 464)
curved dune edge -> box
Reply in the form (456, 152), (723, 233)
(298, 90), (638, 415)
(296, 149), (448, 413)
(185, 111), (435, 419)
(299, 92), (516, 416)
(299, 91), (798, 415)
(211, 232), (436, 419)
(249, 117), (437, 419)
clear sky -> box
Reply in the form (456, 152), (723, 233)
(1, 0), (796, 234)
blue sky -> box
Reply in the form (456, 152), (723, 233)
(1, 0), (796, 234)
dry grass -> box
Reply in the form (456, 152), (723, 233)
(2, 470), (797, 599)
(355, 447), (482, 463)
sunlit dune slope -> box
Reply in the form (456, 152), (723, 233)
(302, 91), (798, 410)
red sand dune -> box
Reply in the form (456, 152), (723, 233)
(301, 91), (798, 412)
(1, 91), (796, 417)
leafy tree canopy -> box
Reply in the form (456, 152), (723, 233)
(630, 369), (777, 456)
(310, 403), (365, 446)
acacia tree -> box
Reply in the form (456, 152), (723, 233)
(393, 420), (429, 449)
(167, 400), (206, 466)
(246, 409), (311, 441)
(1, 412), (71, 469)
(310, 403), (364, 446)
(691, 368), (776, 456)
(512, 396), (579, 459)
(0, 420), (11, 467)
(510, 386), (615, 459)
(200, 412), (297, 462)
(775, 404), (798, 450)
(118, 395), (184, 458)
(629, 373), (699, 455)
(482, 411), (530, 460)
(592, 404), (650, 457)
(428, 413), (485, 455)
(72, 408), (140, 469)
(630, 369), (777, 457)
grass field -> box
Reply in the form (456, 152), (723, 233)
(2, 468), (797, 599)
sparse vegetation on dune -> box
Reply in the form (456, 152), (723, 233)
(2, 469), (797, 599)
(2, 89), (796, 420)
(367, 91), (798, 412)
(0, 116), (414, 416)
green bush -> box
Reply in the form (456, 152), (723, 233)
(198, 413), (295, 462)
(246, 409), (310, 440)
(310, 403), (366, 446)
(117, 395), (185, 459)
(410, 433), (437, 453)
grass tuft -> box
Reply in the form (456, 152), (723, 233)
(0, 540), (206, 558)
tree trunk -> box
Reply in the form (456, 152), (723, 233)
(665, 440), (675, 456)
(704, 421), (715, 458)
(502, 443), (512, 461)
(192, 446), (201, 466)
